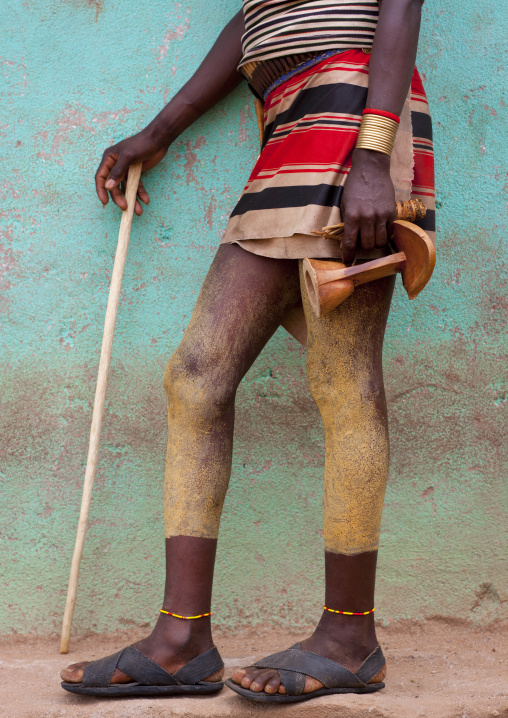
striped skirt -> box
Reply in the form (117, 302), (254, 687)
(221, 49), (435, 259)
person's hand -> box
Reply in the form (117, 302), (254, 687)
(340, 149), (396, 264)
(95, 128), (168, 215)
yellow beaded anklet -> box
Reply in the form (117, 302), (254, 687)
(160, 609), (212, 620)
(324, 606), (375, 616)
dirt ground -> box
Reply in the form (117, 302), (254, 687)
(0, 621), (506, 718)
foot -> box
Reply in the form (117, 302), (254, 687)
(60, 614), (224, 685)
(230, 613), (386, 695)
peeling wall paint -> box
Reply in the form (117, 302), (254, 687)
(0, 0), (506, 636)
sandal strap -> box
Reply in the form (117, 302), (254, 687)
(252, 643), (385, 694)
(173, 647), (224, 684)
(82, 649), (126, 687)
(81, 645), (223, 688)
(278, 669), (307, 696)
(355, 645), (386, 683)
(117, 647), (179, 685)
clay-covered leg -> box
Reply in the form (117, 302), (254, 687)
(62, 244), (301, 687)
(232, 270), (394, 695)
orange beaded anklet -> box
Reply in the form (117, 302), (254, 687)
(160, 609), (212, 620)
(323, 606), (375, 616)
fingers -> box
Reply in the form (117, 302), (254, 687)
(110, 183), (128, 212)
(135, 178), (150, 216)
(104, 154), (132, 211)
(376, 205), (396, 248)
(342, 210), (360, 265)
(359, 215), (375, 253)
(95, 152), (118, 205)
(343, 213), (396, 261)
(95, 150), (129, 210)
(120, 175), (149, 216)
(96, 148), (147, 213)
(375, 219), (388, 248)
(387, 215), (395, 242)
(105, 150), (133, 190)
(137, 178), (149, 205)
(96, 153), (149, 214)
(361, 213), (396, 253)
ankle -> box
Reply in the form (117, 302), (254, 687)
(151, 613), (213, 648)
(314, 613), (377, 651)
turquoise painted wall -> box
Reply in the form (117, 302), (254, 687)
(1, 0), (506, 636)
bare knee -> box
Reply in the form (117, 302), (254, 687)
(163, 346), (236, 420)
(307, 360), (386, 421)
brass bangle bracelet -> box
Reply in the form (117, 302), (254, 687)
(357, 133), (395, 144)
(355, 113), (398, 156)
(360, 114), (399, 130)
(355, 142), (394, 156)
(359, 125), (397, 136)
(357, 128), (397, 138)
(356, 135), (395, 147)
(358, 129), (395, 138)
(356, 133), (395, 149)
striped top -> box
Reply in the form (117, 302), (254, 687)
(239, 0), (379, 67)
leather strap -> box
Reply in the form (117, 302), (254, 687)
(82, 650), (124, 687)
(355, 645), (386, 684)
(278, 669), (306, 696)
(252, 643), (385, 695)
(81, 645), (223, 688)
(117, 647), (179, 686)
(173, 647), (224, 685)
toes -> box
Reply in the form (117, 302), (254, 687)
(249, 670), (279, 693)
(276, 675), (323, 695)
(60, 661), (89, 683)
(231, 668), (248, 685)
(235, 667), (278, 692)
(233, 667), (321, 695)
(304, 676), (325, 693)
(60, 662), (132, 685)
(370, 664), (387, 683)
(204, 668), (225, 683)
(238, 667), (259, 689)
(240, 673), (255, 689)
(264, 675), (281, 694)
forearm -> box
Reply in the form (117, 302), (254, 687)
(340, 0), (424, 261)
(366, 0), (424, 115)
(148, 11), (245, 148)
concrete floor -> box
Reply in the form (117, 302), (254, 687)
(1, 621), (506, 718)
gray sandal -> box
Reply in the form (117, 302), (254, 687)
(225, 642), (385, 704)
(61, 645), (224, 697)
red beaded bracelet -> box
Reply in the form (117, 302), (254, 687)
(362, 108), (400, 125)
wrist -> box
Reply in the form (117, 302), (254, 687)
(145, 115), (173, 150)
(352, 148), (391, 170)
(148, 92), (201, 149)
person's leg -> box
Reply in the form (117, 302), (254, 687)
(232, 269), (394, 694)
(61, 244), (301, 684)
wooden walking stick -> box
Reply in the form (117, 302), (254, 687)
(60, 163), (142, 654)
